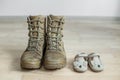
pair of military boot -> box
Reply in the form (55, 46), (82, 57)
(20, 15), (66, 70)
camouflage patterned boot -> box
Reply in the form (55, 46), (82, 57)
(44, 15), (66, 70)
(21, 15), (45, 69)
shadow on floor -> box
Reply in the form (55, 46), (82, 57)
(3, 45), (75, 73)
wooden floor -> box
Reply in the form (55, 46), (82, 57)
(0, 20), (120, 80)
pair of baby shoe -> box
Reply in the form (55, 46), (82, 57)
(73, 53), (104, 72)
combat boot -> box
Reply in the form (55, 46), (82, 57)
(44, 15), (66, 70)
(21, 15), (45, 69)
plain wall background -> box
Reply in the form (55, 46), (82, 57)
(0, 0), (120, 17)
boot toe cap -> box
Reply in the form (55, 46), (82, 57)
(44, 50), (66, 69)
(21, 51), (41, 69)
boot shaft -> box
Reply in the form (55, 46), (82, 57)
(46, 15), (65, 51)
(26, 15), (45, 52)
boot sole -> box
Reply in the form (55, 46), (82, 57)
(44, 60), (66, 70)
(21, 61), (41, 70)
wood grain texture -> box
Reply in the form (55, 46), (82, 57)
(0, 20), (120, 80)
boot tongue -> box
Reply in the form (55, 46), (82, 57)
(29, 15), (44, 21)
(50, 15), (62, 20)
(29, 16), (39, 20)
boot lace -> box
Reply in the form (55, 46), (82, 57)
(26, 17), (44, 54)
(47, 16), (64, 51)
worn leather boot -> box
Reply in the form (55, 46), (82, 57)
(21, 15), (45, 69)
(44, 15), (66, 70)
